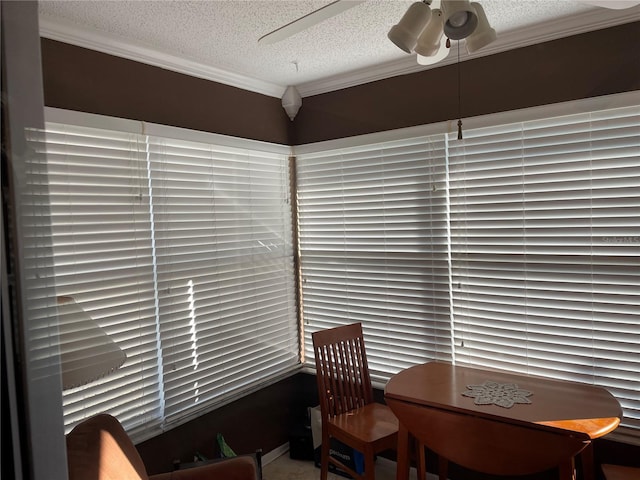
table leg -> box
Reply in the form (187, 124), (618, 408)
(438, 456), (448, 480)
(580, 442), (594, 480)
(559, 457), (576, 480)
(416, 440), (426, 480)
(396, 422), (410, 480)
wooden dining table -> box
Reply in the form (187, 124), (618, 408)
(384, 362), (622, 480)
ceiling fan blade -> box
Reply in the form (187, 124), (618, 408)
(575, 0), (640, 9)
(258, 0), (365, 45)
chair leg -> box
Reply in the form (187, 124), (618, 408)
(364, 448), (376, 480)
(320, 436), (330, 480)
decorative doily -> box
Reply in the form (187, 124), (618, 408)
(462, 380), (533, 408)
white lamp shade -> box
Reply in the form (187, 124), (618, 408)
(465, 3), (496, 53)
(57, 296), (126, 390)
(281, 85), (302, 121)
(388, 1), (432, 53)
(442, 0), (478, 40)
(417, 39), (450, 65)
(414, 9), (445, 57)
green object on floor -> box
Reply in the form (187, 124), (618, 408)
(217, 433), (237, 458)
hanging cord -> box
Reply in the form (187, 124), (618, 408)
(457, 39), (463, 140)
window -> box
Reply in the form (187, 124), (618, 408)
(146, 132), (298, 425)
(38, 110), (298, 439)
(295, 131), (452, 382)
(296, 92), (640, 438)
(31, 92), (639, 442)
(42, 121), (161, 432)
(448, 104), (640, 433)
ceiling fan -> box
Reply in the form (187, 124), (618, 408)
(264, 0), (639, 121)
(258, 0), (365, 45)
(259, 0), (640, 66)
(258, 0), (496, 68)
(258, 0), (494, 70)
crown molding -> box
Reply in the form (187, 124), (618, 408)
(40, 6), (640, 100)
(39, 16), (287, 98)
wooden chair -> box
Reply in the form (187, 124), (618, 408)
(312, 322), (400, 480)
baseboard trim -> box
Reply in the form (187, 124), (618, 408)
(261, 443), (289, 466)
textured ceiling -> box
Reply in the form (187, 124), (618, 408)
(38, 0), (640, 97)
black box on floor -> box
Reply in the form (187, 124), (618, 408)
(289, 425), (314, 461)
(313, 439), (364, 479)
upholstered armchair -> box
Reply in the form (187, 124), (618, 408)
(66, 413), (259, 480)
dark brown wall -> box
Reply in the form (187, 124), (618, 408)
(137, 372), (319, 475)
(293, 21), (640, 144)
(41, 22), (640, 147)
(40, 39), (292, 145)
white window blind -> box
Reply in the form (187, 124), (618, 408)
(146, 135), (298, 423)
(38, 110), (298, 437)
(296, 135), (452, 382)
(448, 105), (640, 431)
(42, 122), (162, 432)
(295, 95), (639, 439)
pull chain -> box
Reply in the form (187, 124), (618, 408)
(457, 39), (463, 140)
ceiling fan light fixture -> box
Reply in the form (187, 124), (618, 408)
(414, 8), (445, 57)
(388, 1), (433, 53)
(465, 3), (496, 53)
(442, 0), (478, 40)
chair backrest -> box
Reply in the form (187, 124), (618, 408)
(66, 413), (149, 480)
(312, 323), (374, 418)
